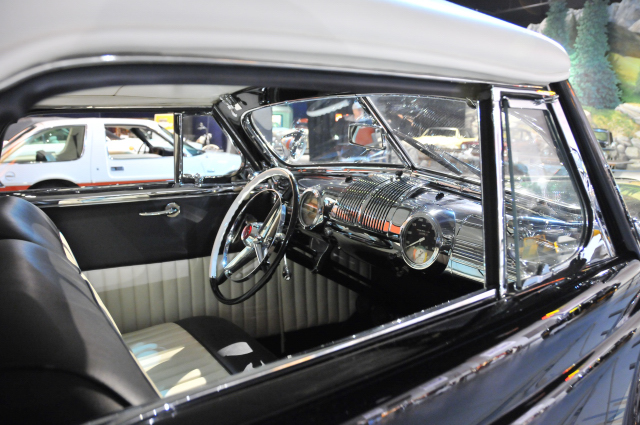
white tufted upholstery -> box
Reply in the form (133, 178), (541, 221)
(85, 256), (359, 337)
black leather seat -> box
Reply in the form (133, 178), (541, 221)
(0, 196), (276, 424)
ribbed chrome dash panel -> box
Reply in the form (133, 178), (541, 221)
(333, 175), (388, 225)
(332, 175), (418, 233)
(359, 179), (416, 232)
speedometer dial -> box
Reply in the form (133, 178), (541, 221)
(400, 214), (441, 269)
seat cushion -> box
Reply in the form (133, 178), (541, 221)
(123, 317), (277, 397)
(123, 323), (230, 397)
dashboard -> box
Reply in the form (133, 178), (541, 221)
(295, 172), (485, 285)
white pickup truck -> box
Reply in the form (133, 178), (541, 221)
(0, 118), (242, 191)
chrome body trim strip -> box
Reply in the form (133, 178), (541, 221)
(112, 288), (496, 425)
(18, 184), (246, 208)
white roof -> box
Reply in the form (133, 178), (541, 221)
(0, 0), (569, 88)
(37, 85), (246, 108)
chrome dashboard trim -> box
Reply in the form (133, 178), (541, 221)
(115, 288), (497, 425)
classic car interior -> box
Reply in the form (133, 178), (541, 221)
(0, 81), (609, 424)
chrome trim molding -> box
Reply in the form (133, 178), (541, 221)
(22, 183), (246, 208)
(113, 288), (496, 425)
(173, 113), (183, 186)
(299, 188), (324, 229)
(399, 212), (442, 270)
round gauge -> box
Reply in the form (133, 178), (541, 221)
(400, 214), (441, 269)
(299, 189), (323, 228)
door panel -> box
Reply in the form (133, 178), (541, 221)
(84, 256), (357, 336)
(43, 193), (238, 270)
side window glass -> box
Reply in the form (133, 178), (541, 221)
(0, 114), (243, 192)
(502, 101), (589, 287)
(1, 126), (85, 164)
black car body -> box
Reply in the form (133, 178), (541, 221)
(0, 1), (639, 425)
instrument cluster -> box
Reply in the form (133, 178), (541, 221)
(296, 174), (469, 273)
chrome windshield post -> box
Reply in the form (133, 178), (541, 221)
(174, 112), (183, 186)
(486, 87), (507, 298)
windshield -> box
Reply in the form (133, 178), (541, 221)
(369, 95), (480, 179)
(249, 96), (405, 166)
(247, 94), (480, 178)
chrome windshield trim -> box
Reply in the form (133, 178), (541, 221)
(0, 54), (543, 94)
(110, 288), (495, 425)
(15, 183), (246, 207)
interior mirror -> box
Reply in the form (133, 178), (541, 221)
(348, 123), (387, 151)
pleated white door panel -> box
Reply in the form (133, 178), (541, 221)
(85, 256), (359, 337)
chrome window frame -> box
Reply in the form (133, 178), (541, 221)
(492, 87), (614, 293)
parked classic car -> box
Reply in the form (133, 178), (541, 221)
(1, 1), (639, 425)
(415, 126), (478, 150)
(0, 118), (241, 190)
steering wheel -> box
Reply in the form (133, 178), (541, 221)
(209, 168), (299, 305)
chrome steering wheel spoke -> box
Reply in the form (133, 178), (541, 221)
(209, 168), (299, 305)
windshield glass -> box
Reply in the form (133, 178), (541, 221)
(248, 94), (480, 179)
(369, 95), (480, 179)
(249, 96), (405, 166)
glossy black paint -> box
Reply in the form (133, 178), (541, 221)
(2, 60), (640, 424)
(114, 258), (636, 425)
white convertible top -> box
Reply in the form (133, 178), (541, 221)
(0, 0), (569, 87)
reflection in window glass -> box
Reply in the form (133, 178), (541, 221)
(370, 95), (480, 179)
(1, 126), (85, 164)
(503, 106), (588, 286)
(250, 96), (403, 165)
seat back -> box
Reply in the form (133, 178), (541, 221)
(0, 197), (159, 424)
(55, 126), (85, 161)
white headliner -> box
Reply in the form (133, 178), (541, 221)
(37, 85), (246, 108)
(0, 0), (569, 89)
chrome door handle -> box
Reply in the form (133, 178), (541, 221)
(140, 202), (180, 218)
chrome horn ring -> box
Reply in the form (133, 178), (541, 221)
(209, 168), (299, 305)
